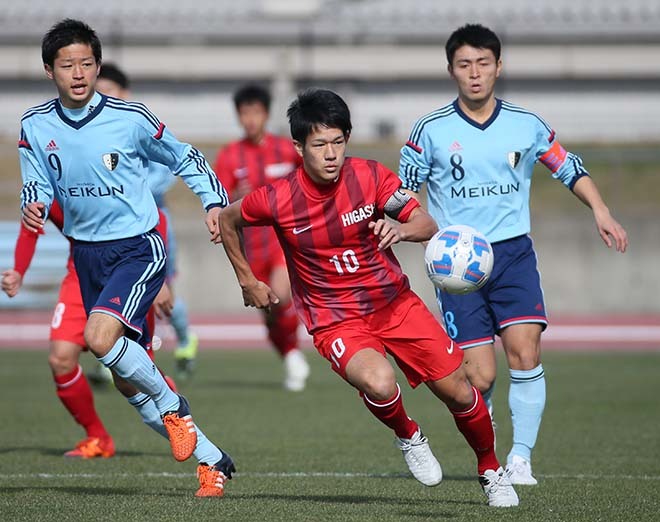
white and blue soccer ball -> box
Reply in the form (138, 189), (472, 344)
(424, 224), (494, 294)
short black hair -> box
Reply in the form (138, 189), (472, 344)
(233, 84), (271, 112)
(445, 24), (501, 65)
(42, 18), (102, 67)
(287, 88), (352, 144)
(99, 62), (130, 89)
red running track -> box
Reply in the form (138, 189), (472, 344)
(0, 311), (658, 351)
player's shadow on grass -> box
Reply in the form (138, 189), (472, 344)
(196, 378), (283, 390)
(0, 486), (142, 496)
(0, 446), (170, 459)
(233, 492), (479, 508)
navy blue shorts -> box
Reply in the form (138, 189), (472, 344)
(72, 230), (167, 341)
(436, 234), (548, 349)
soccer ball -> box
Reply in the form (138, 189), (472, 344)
(424, 225), (494, 294)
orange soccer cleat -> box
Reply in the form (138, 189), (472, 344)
(162, 395), (197, 462)
(195, 453), (236, 498)
(64, 436), (115, 459)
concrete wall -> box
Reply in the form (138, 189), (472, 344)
(173, 215), (659, 315)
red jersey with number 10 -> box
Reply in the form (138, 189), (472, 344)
(241, 157), (420, 333)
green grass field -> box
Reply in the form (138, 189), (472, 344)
(1, 349), (659, 521)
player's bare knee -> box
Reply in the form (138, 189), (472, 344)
(48, 352), (76, 375)
(446, 377), (477, 411)
(83, 326), (102, 355)
(507, 349), (541, 371)
(84, 314), (123, 356)
(360, 367), (397, 401)
(469, 372), (495, 394)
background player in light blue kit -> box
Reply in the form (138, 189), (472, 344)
(19, 18), (234, 497)
(399, 23), (628, 485)
(96, 63), (199, 382)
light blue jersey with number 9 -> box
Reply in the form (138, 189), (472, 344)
(19, 92), (227, 241)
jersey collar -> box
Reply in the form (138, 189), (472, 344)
(297, 163), (343, 200)
(55, 92), (107, 130)
(452, 98), (502, 131)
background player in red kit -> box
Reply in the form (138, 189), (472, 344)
(2, 200), (116, 458)
(1, 200), (173, 458)
(214, 84), (309, 391)
(219, 88), (519, 507)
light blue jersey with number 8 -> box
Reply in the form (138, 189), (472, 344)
(399, 98), (588, 243)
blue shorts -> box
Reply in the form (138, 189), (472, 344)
(72, 230), (167, 341)
(437, 234), (548, 349)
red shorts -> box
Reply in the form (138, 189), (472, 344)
(249, 245), (287, 283)
(50, 268), (87, 348)
(313, 289), (463, 388)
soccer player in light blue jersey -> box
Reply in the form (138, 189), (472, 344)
(399, 24), (628, 485)
(97, 63), (199, 382)
(19, 19), (234, 497)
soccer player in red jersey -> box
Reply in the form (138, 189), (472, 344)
(219, 88), (519, 507)
(214, 84), (309, 391)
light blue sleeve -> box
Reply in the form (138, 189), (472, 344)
(135, 120), (228, 210)
(18, 125), (53, 216)
(146, 162), (177, 205)
(398, 123), (433, 193)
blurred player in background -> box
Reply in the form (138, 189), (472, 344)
(96, 63), (199, 382)
(19, 18), (235, 496)
(399, 23), (628, 485)
(220, 88), (519, 507)
(214, 84), (309, 391)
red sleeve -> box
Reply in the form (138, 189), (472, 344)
(13, 223), (42, 277)
(213, 145), (237, 194)
(155, 208), (169, 249)
(240, 185), (274, 226)
(375, 162), (420, 222)
(396, 195), (421, 223)
(48, 200), (65, 232)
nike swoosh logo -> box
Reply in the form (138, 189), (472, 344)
(292, 225), (312, 235)
(447, 342), (454, 355)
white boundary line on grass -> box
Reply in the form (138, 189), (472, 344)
(1, 472), (659, 481)
(1, 323), (660, 345)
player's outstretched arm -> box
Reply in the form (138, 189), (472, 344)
(219, 201), (280, 309)
(572, 176), (628, 253)
(1, 269), (23, 298)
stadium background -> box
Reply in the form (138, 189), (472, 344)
(0, 4), (659, 521)
(0, 0), (658, 318)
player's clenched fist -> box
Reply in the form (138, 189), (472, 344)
(369, 219), (403, 251)
(240, 280), (280, 310)
(1, 269), (23, 298)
